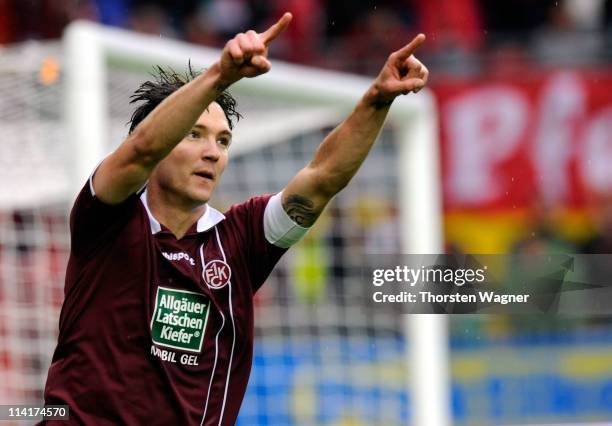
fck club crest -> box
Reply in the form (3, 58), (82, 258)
(203, 260), (231, 289)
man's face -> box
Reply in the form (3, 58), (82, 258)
(150, 102), (232, 207)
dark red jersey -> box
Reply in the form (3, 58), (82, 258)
(43, 180), (287, 425)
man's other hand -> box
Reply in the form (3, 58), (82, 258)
(366, 34), (429, 108)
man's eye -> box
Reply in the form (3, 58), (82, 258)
(218, 138), (231, 148)
(188, 130), (201, 139)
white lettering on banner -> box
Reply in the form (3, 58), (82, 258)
(445, 86), (528, 204)
(580, 107), (612, 193)
(440, 73), (612, 206)
(533, 72), (585, 203)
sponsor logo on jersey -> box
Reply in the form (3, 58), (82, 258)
(162, 251), (196, 266)
(150, 287), (210, 353)
(203, 260), (231, 289)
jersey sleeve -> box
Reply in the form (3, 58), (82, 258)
(224, 194), (307, 293)
(69, 170), (140, 259)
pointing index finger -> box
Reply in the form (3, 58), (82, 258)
(394, 33), (426, 60)
(260, 12), (293, 46)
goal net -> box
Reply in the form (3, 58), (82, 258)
(0, 22), (444, 425)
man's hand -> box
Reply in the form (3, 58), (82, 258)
(366, 34), (429, 108)
(217, 12), (292, 87)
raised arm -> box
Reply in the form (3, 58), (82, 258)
(281, 34), (429, 226)
(92, 13), (293, 204)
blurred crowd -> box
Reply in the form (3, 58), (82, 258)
(1, 0), (611, 76)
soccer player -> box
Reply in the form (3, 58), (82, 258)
(42, 12), (428, 425)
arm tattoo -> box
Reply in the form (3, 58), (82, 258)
(282, 194), (317, 227)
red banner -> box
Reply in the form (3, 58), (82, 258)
(435, 70), (612, 212)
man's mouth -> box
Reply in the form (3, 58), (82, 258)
(194, 171), (215, 181)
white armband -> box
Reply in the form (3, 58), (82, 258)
(88, 159), (105, 196)
(264, 192), (310, 248)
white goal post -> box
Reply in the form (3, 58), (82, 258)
(13, 21), (448, 425)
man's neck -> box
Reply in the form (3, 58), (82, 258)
(146, 186), (206, 240)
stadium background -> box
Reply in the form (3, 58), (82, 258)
(1, 0), (612, 425)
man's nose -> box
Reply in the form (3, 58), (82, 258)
(201, 137), (221, 161)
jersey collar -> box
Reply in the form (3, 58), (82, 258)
(139, 189), (225, 235)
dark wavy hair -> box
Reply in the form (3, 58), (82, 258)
(127, 63), (241, 134)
